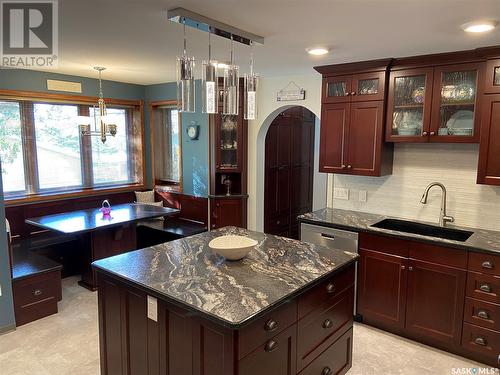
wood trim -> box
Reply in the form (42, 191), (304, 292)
(20, 101), (38, 193)
(314, 58), (392, 76)
(0, 89), (142, 108)
(78, 105), (93, 187)
(149, 100), (183, 190)
(4, 183), (145, 207)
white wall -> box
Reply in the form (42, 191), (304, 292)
(330, 143), (500, 231)
(248, 74), (328, 231)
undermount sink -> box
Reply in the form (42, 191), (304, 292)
(371, 218), (474, 242)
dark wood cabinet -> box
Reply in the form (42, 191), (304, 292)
(484, 59), (500, 94)
(322, 71), (385, 104)
(319, 103), (349, 173)
(405, 259), (466, 347)
(322, 75), (352, 104)
(477, 94), (500, 185)
(357, 248), (408, 332)
(210, 197), (246, 229)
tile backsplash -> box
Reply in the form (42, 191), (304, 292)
(330, 144), (500, 231)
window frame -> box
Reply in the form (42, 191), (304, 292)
(0, 89), (146, 205)
(150, 100), (183, 191)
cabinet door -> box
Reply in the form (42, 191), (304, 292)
(215, 114), (243, 172)
(239, 325), (297, 375)
(351, 71), (386, 102)
(319, 103), (349, 173)
(386, 68), (434, 142)
(406, 259), (466, 347)
(430, 63), (482, 143)
(357, 249), (408, 332)
(322, 75), (352, 103)
(346, 101), (384, 176)
(211, 198), (243, 229)
(484, 59), (500, 94)
(477, 94), (500, 185)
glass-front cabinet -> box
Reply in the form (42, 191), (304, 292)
(485, 59), (500, 94)
(323, 72), (386, 103)
(323, 75), (352, 103)
(386, 68), (434, 141)
(430, 63), (481, 142)
(215, 114), (242, 171)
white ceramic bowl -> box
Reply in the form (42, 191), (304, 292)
(208, 235), (258, 260)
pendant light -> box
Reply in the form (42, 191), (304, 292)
(244, 44), (258, 120)
(176, 18), (195, 113)
(222, 35), (239, 116)
(202, 28), (218, 114)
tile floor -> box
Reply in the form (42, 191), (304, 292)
(0, 277), (490, 375)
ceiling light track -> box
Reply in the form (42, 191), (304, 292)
(167, 8), (264, 46)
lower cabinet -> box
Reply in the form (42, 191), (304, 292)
(210, 197), (247, 229)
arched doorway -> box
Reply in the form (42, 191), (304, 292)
(264, 106), (316, 239)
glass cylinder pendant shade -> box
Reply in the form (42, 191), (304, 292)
(244, 73), (258, 120)
(222, 65), (239, 115)
(176, 55), (195, 113)
(202, 60), (218, 114)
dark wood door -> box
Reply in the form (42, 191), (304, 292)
(238, 325), (297, 375)
(211, 198), (243, 229)
(351, 71), (386, 102)
(319, 103), (349, 174)
(322, 75), (352, 103)
(429, 63), (483, 143)
(405, 259), (466, 348)
(265, 107), (315, 239)
(357, 248), (408, 333)
(477, 94), (500, 185)
(347, 101), (385, 176)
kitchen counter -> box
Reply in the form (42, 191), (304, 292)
(92, 226), (358, 327)
(298, 208), (500, 255)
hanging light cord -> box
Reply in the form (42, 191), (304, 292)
(183, 17), (187, 57)
(230, 34), (234, 66)
(250, 42), (254, 76)
(208, 27), (212, 61)
(98, 70), (103, 99)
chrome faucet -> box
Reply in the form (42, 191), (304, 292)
(420, 182), (455, 227)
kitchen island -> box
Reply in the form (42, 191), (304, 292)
(92, 226), (358, 375)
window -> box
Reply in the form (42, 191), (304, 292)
(0, 94), (144, 200)
(152, 103), (182, 187)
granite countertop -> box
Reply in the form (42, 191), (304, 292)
(298, 208), (500, 256)
(92, 226), (358, 328)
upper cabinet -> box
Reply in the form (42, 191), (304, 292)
(215, 114), (243, 172)
(484, 59), (500, 94)
(322, 71), (385, 104)
(386, 62), (483, 143)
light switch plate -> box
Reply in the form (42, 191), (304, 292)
(147, 295), (157, 322)
(359, 190), (367, 202)
(333, 188), (349, 200)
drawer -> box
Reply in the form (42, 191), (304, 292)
(467, 271), (500, 304)
(409, 242), (467, 269)
(238, 300), (297, 359)
(464, 297), (500, 331)
(14, 297), (58, 326)
(359, 232), (409, 257)
(298, 264), (355, 319)
(462, 322), (500, 363)
(13, 270), (62, 308)
(298, 287), (354, 371)
(299, 327), (353, 375)
(469, 252), (500, 276)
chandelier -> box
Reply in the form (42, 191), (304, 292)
(78, 67), (117, 143)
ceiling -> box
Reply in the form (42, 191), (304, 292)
(41, 0), (500, 85)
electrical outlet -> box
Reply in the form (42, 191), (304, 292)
(333, 188), (349, 200)
(147, 295), (157, 322)
(359, 190), (367, 202)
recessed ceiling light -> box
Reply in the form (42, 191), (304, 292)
(462, 20), (498, 33)
(306, 47), (329, 56)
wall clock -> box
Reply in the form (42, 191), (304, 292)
(186, 124), (200, 140)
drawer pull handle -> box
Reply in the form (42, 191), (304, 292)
(479, 284), (492, 293)
(322, 367), (332, 375)
(326, 283), (336, 294)
(474, 337), (487, 346)
(264, 319), (279, 332)
(322, 319), (333, 329)
(264, 340), (279, 353)
(33, 289), (42, 296)
(477, 310), (490, 320)
(481, 261), (494, 269)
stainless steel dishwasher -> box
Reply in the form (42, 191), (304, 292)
(300, 222), (359, 316)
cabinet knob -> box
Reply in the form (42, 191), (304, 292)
(33, 289), (42, 296)
(347, 165), (352, 169)
(477, 310), (489, 320)
(211, 224), (216, 228)
(481, 261), (494, 269)
(474, 337), (487, 346)
(322, 319), (333, 329)
(408, 266), (414, 271)
(344, 92), (350, 96)
(326, 283), (336, 294)
(479, 284), (492, 293)
(322, 367), (332, 375)
(276, 220), (281, 225)
(422, 132), (428, 136)
(350, 92), (356, 96)
(264, 340), (279, 353)
(341, 164), (347, 169)
(401, 265), (406, 270)
(264, 319), (279, 332)
(430, 131), (435, 135)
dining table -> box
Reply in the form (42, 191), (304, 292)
(25, 203), (179, 290)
